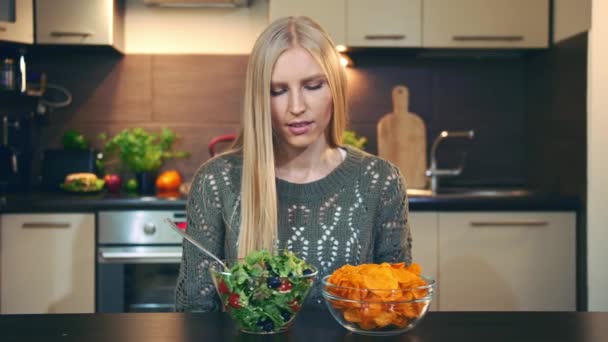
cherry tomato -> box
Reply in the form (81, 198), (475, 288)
(228, 293), (242, 309)
(218, 280), (229, 294)
(288, 299), (300, 312)
(278, 279), (293, 293)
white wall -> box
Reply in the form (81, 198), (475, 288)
(124, 0), (269, 54)
(553, 0), (591, 43)
(587, 0), (608, 311)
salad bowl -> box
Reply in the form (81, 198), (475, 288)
(209, 250), (318, 334)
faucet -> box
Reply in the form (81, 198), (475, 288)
(426, 130), (475, 194)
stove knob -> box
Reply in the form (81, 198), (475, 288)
(143, 222), (156, 235)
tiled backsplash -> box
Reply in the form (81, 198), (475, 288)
(346, 52), (527, 187)
(20, 41), (585, 194)
(28, 51), (246, 182)
(525, 33), (587, 198)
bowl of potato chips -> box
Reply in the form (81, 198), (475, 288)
(321, 262), (435, 336)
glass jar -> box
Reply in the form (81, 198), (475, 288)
(0, 58), (16, 91)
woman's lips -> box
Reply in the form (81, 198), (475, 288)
(287, 121), (313, 135)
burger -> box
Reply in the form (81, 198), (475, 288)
(60, 173), (105, 192)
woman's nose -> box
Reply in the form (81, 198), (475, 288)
(288, 89), (306, 115)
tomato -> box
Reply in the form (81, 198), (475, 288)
(155, 170), (182, 191)
(278, 279), (293, 293)
(218, 280), (230, 294)
(228, 293), (242, 309)
(288, 299), (299, 312)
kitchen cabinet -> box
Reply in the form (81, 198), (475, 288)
(268, 0), (346, 46)
(270, 0), (549, 49)
(408, 211), (438, 311)
(0, 213), (95, 314)
(0, 0), (34, 44)
(346, 0), (421, 47)
(35, 0), (125, 52)
(422, 0), (549, 48)
(437, 211), (576, 311)
(553, 0), (591, 43)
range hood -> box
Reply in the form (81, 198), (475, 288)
(143, 0), (250, 7)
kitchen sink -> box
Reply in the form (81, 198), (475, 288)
(406, 187), (533, 198)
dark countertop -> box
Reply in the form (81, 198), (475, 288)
(1, 311), (607, 342)
(0, 191), (187, 213)
(0, 189), (580, 213)
(407, 192), (581, 211)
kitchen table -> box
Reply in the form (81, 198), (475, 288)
(1, 310), (607, 342)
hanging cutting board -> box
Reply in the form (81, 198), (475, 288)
(377, 85), (427, 189)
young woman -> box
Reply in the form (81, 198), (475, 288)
(175, 16), (412, 312)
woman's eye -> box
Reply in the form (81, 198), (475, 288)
(270, 88), (286, 96)
(305, 81), (324, 90)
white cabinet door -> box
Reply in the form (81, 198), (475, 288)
(553, 0), (591, 43)
(438, 212), (576, 311)
(0, 0), (34, 44)
(0, 213), (95, 314)
(408, 211), (438, 311)
(35, 0), (124, 51)
(346, 0), (421, 47)
(269, 0), (346, 46)
(423, 0), (549, 48)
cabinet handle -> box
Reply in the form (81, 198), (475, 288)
(50, 31), (93, 38)
(0, 26), (6, 32)
(470, 220), (548, 227)
(22, 222), (71, 229)
(452, 35), (524, 42)
(364, 34), (406, 40)
(99, 251), (182, 264)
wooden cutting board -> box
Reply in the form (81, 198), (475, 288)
(377, 85), (427, 189)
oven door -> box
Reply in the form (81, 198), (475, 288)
(97, 246), (182, 313)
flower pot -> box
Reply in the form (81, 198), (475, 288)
(136, 171), (158, 196)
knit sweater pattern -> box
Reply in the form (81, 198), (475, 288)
(175, 146), (412, 312)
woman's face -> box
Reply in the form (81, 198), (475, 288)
(270, 46), (333, 151)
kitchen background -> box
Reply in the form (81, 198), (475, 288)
(2, 0), (587, 197)
(2, 0), (605, 316)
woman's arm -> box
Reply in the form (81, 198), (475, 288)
(373, 163), (413, 264)
(175, 163), (226, 312)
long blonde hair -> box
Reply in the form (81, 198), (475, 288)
(231, 16), (348, 258)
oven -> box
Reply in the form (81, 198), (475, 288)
(96, 210), (186, 313)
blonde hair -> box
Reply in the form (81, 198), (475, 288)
(229, 16), (348, 258)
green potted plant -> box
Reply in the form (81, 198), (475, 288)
(99, 128), (189, 195)
(342, 130), (368, 150)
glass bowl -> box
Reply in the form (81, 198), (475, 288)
(321, 274), (435, 336)
(209, 259), (318, 334)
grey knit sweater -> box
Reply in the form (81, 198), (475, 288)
(175, 146), (412, 312)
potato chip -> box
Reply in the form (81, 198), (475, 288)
(343, 308), (362, 323)
(391, 314), (408, 328)
(373, 311), (396, 328)
(358, 320), (377, 330)
(363, 264), (399, 290)
(326, 262), (429, 331)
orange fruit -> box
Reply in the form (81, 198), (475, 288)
(155, 170), (182, 192)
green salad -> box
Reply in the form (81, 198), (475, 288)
(210, 250), (317, 333)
